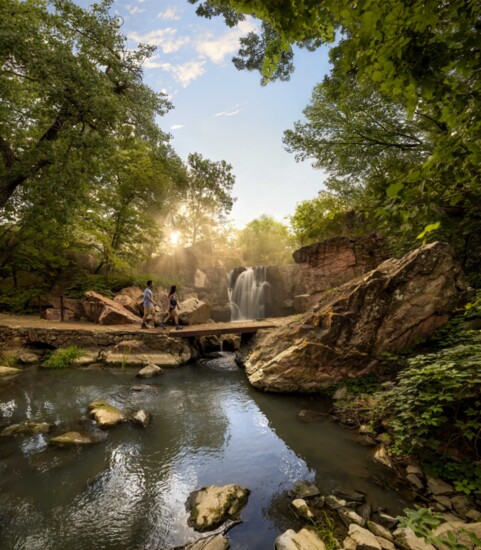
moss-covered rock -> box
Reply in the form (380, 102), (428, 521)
(88, 400), (127, 429)
(188, 484), (250, 532)
(49, 431), (99, 447)
(1, 422), (53, 437)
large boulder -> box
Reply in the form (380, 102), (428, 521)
(113, 294), (143, 316)
(187, 484), (250, 532)
(83, 291), (141, 325)
(275, 528), (326, 549)
(293, 233), (388, 307)
(88, 400), (127, 428)
(179, 298), (211, 325)
(246, 242), (467, 392)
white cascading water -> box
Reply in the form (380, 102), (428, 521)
(227, 267), (271, 321)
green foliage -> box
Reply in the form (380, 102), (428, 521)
(307, 512), (339, 550)
(289, 191), (361, 245)
(375, 343), (481, 460)
(398, 506), (481, 549)
(42, 346), (84, 368)
(236, 214), (294, 265)
(174, 152), (236, 246)
(66, 272), (173, 298)
(398, 506), (444, 541)
(426, 460), (481, 495)
(0, 0), (170, 207)
(0, 286), (46, 313)
(0, 353), (18, 368)
(343, 374), (380, 396)
(427, 290), (481, 350)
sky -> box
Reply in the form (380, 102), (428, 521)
(90, 1), (332, 228)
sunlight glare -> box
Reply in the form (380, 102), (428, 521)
(170, 230), (181, 247)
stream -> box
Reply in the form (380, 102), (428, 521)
(0, 354), (408, 549)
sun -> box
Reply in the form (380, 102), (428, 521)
(170, 230), (181, 247)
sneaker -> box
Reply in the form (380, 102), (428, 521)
(175, 325), (183, 330)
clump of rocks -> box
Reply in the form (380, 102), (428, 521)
(275, 480), (481, 550)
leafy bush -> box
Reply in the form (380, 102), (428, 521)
(0, 286), (46, 313)
(427, 290), (481, 350)
(398, 506), (481, 549)
(0, 354), (18, 368)
(374, 342), (481, 459)
(398, 506), (444, 540)
(425, 459), (481, 495)
(42, 346), (84, 368)
(66, 272), (178, 298)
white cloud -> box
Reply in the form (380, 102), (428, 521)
(129, 28), (189, 54)
(143, 57), (206, 87)
(157, 7), (181, 20)
(170, 124), (185, 130)
(214, 108), (242, 117)
(126, 4), (145, 15)
(168, 60), (206, 87)
(196, 20), (258, 65)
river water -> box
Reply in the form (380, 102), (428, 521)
(0, 355), (408, 549)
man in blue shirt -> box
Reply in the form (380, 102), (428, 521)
(141, 280), (160, 329)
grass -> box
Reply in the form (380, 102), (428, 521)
(42, 346), (84, 368)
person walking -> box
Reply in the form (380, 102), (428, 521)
(141, 280), (160, 329)
(162, 285), (183, 330)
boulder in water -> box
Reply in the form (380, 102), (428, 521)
(275, 528), (326, 549)
(131, 409), (151, 428)
(88, 400), (127, 428)
(49, 431), (100, 447)
(1, 422), (53, 437)
(187, 484), (250, 532)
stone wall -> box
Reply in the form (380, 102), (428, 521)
(0, 324), (192, 364)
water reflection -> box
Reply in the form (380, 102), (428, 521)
(0, 359), (407, 549)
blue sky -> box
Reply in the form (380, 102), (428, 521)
(105, 1), (332, 227)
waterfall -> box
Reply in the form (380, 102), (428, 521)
(227, 267), (271, 321)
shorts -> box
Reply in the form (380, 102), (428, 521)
(144, 305), (155, 315)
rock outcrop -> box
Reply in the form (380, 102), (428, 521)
(246, 242), (467, 392)
(293, 233), (388, 307)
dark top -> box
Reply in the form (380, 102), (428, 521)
(169, 294), (177, 310)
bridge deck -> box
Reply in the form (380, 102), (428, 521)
(0, 313), (284, 338)
(165, 319), (279, 338)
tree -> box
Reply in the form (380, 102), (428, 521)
(174, 153), (236, 246)
(79, 134), (186, 276)
(237, 215), (294, 265)
(0, 0), (170, 207)
(289, 192), (361, 246)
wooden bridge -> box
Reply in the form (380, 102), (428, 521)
(0, 313), (284, 341)
(165, 319), (280, 338)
